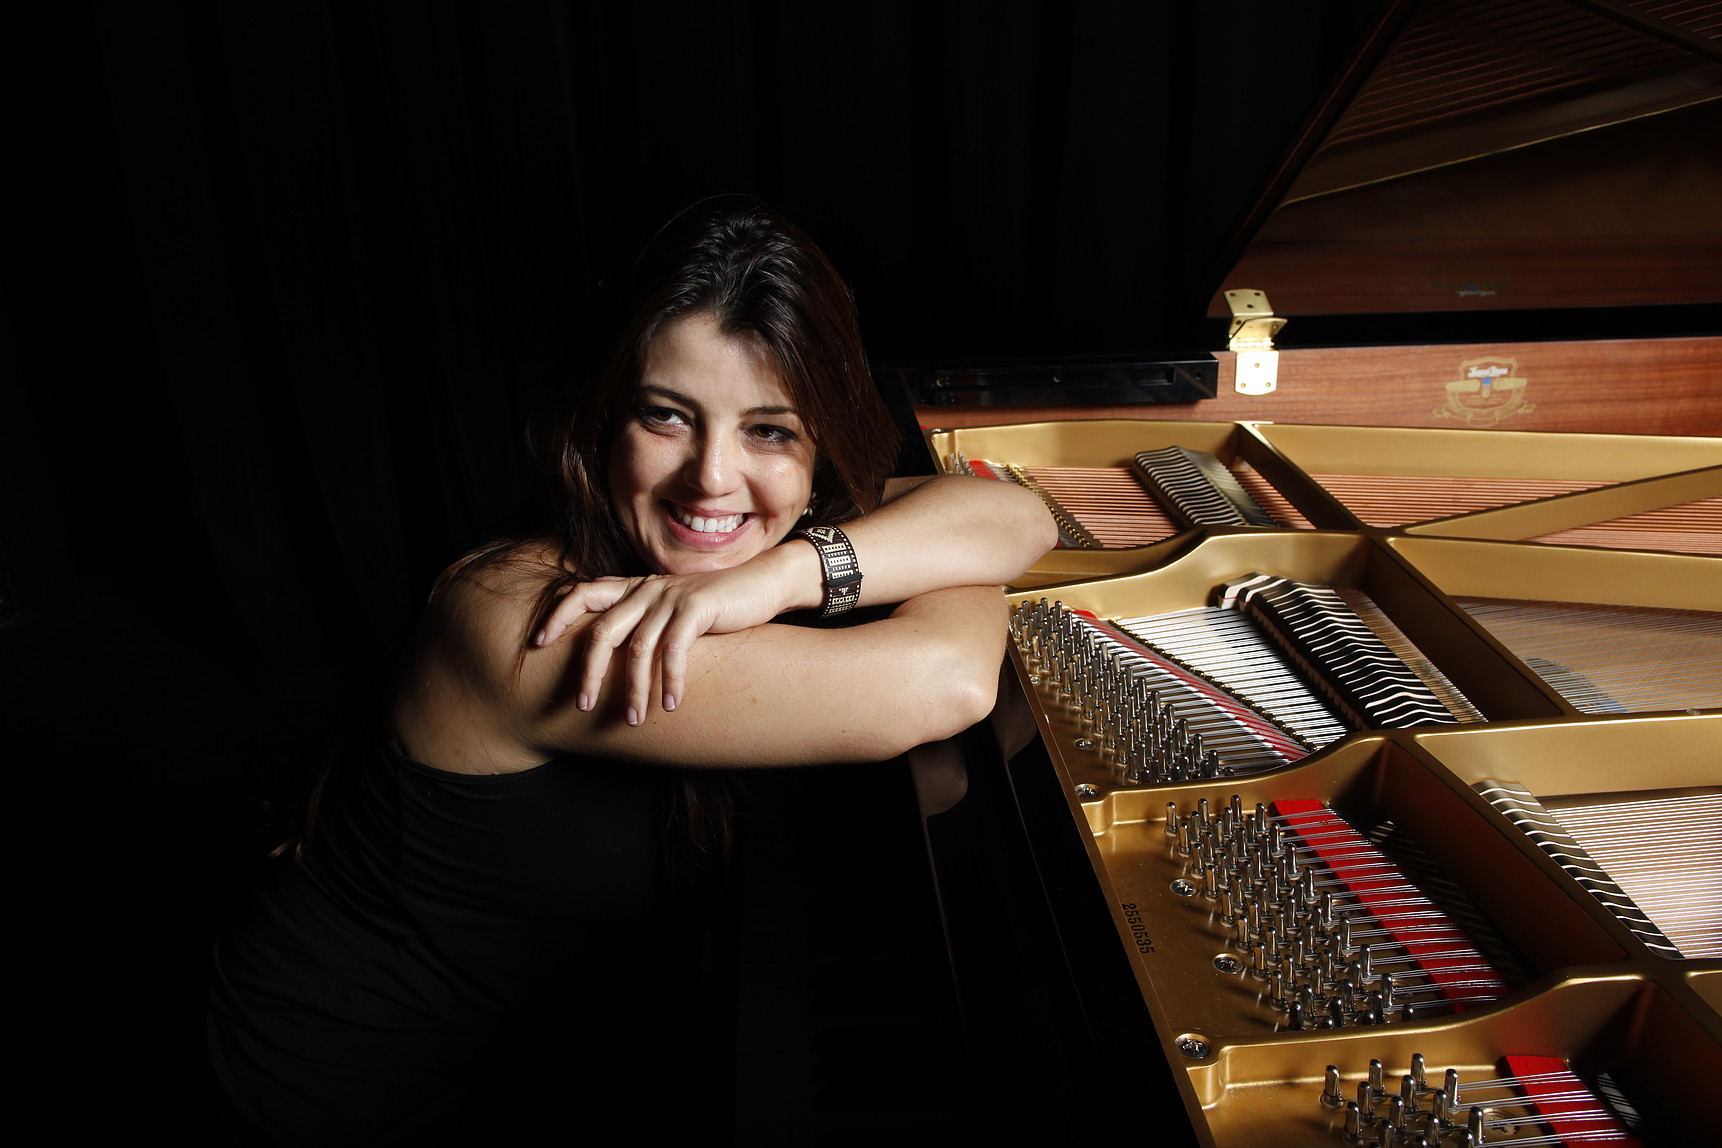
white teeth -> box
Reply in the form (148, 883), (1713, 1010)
(677, 510), (744, 534)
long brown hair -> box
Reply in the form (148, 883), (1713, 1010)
(437, 197), (898, 873)
(545, 193), (899, 580)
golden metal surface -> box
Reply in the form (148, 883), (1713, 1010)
(928, 418), (1722, 584)
(1252, 422), (1722, 483)
(975, 418), (1722, 1144)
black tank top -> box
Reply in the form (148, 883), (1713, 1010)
(206, 741), (671, 1145)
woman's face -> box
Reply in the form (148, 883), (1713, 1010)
(608, 312), (817, 575)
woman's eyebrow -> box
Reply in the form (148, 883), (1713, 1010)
(635, 383), (697, 407)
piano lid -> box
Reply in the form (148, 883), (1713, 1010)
(1202, 0), (1722, 333)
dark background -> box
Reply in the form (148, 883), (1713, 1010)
(4, 2), (1384, 1141)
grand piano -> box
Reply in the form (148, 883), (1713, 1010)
(910, 2), (1722, 1144)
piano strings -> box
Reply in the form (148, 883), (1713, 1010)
(954, 443), (1721, 561)
(1529, 495), (1722, 556)
(1305, 474), (1610, 528)
(1012, 574), (1478, 783)
(1454, 597), (1722, 713)
(1480, 781), (1722, 960)
(1319, 1052), (1646, 1147)
(1133, 445), (1278, 528)
(952, 447), (1312, 549)
(1012, 598), (1302, 782)
(1544, 791), (1722, 959)
(1168, 796), (1513, 1030)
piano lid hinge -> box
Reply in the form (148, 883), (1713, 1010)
(1224, 289), (1285, 396)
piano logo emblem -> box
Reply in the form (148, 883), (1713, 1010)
(1435, 358), (1534, 427)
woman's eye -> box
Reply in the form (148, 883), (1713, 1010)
(638, 406), (687, 427)
(749, 423), (798, 444)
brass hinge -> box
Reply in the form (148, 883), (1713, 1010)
(1225, 289), (1285, 395)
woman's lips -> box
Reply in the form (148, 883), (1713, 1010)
(663, 502), (751, 546)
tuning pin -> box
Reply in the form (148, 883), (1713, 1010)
(1322, 1065), (1345, 1110)
(1342, 1100), (1365, 1143)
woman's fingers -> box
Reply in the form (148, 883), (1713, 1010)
(564, 571), (757, 720)
(572, 580), (649, 710)
(575, 613), (623, 713)
(620, 597), (711, 723)
(535, 576), (631, 647)
(623, 611), (667, 725)
(656, 613), (702, 715)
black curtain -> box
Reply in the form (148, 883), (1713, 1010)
(4, 3), (1382, 1138)
(8, 0), (1384, 675)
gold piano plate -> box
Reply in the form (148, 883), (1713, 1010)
(1199, 979), (1717, 1146)
(1253, 422), (1722, 543)
(937, 0), (1722, 1138)
(1074, 737), (1625, 1039)
(929, 418), (1722, 586)
(986, 462), (1722, 1143)
(927, 420), (1327, 585)
(1008, 532), (1568, 801)
(1390, 536), (1722, 717)
(1023, 694), (1722, 1143)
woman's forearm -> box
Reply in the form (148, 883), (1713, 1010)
(771, 474), (1056, 613)
(533, 476), (1053, 718)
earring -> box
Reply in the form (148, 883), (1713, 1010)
(801, 491), (819, 520)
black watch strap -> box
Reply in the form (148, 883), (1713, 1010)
(792, 525), (862, 616)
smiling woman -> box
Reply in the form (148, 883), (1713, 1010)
(609, 313), (816, 577)
(204, 195), (1057, 1144)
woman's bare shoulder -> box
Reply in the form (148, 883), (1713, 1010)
(437, 538), (572, 602)
(394, 540), (581, 772)
(424, 540), (573, 641)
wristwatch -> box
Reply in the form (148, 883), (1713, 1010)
(792, 525), (862, 617)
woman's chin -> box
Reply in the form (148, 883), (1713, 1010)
(646, 537), (767, 575)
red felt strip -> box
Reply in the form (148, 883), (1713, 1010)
(1501, 1054), (1642, 1148)
(1078, 612), (1307, 761)
(1271, 800), (1507, 1009)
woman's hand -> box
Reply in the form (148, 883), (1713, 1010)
(535, 547), (819, 724)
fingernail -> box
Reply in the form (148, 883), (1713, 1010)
(532, 630), (545, 646)
(576, 692), (590, 712)
(663, 694), (677, 712)
(626, 707), (640, 726)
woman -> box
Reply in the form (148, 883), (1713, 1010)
(206, 195), (1056, 1144)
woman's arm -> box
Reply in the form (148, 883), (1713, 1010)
(399, 574), (1011, 771)
(539, 474), (1055, 718)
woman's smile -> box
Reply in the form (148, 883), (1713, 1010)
(669, 506), (748, 536)
(608, 312), (815, 574)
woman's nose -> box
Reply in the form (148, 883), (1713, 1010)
(686, 434), (738, 494)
